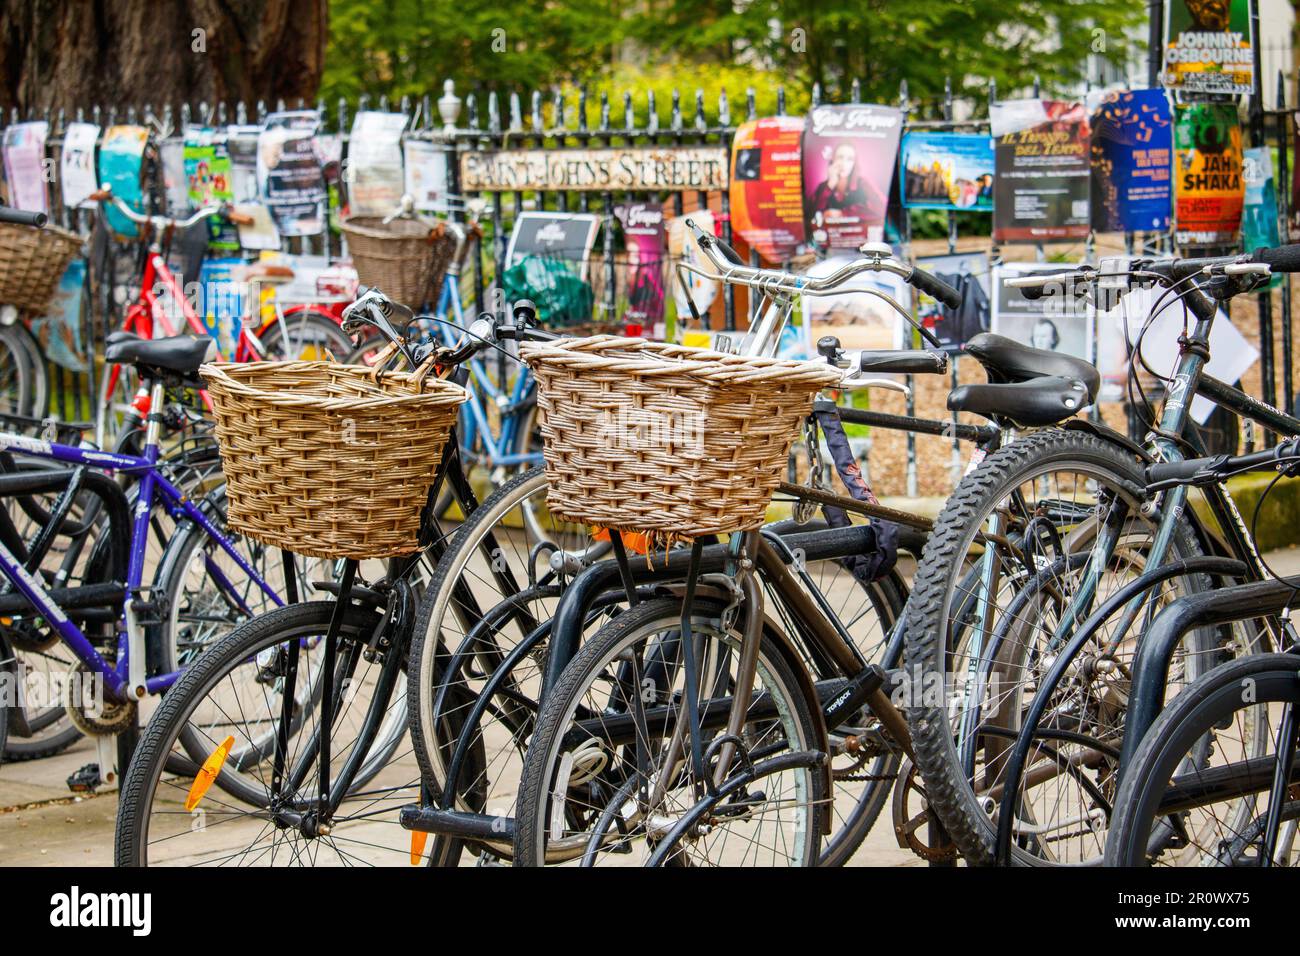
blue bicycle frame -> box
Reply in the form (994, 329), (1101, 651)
(425, 275), (542, 471)
(0, 381), (282, 704)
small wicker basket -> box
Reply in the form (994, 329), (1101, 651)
(200, 358), (468, 559)
(0, 222), (84, 314)
(521, 336), (842, 539)
(342, 216), (451, 308)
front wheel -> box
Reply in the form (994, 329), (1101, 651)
(513, 596), (826, 867)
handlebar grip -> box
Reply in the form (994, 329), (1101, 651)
(703, 234), (745, 267)
(0, 207), (47, 227)
(907, 267), (961, 310)
(1145, 458), (1222, 487)
(1251, 244), (1300, 274)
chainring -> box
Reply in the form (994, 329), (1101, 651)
(891, 756), (958, 863)
(64, 660), (137, 737)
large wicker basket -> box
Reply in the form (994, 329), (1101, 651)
(342, 216), (451, 308)
(0, 222), (83, 314)
(520, 336), (841, 539)
(200, 359), (468, 559)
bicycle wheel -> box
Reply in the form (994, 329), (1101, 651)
(0, 323), (34, 417)
(514, 595), (825, 866)
(904, 428), (1225, 865)
(115, 601), (420, 866)
(257, 310), (352, 362)
(407, 466), (606, 866)
(1106, 653), (1300, 866)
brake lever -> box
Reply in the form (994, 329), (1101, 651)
(837, 375), (910, 397)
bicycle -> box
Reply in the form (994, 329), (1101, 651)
(901, 245), (1300, 865)
(113, 289), (524, 865)
(1101, 438), (1300, 866)
(89, 186), (353, 448)
(485, 227), (1106, 865)
(0, 205), (64, 419)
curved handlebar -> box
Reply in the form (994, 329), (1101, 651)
(91, 185), (226, 231)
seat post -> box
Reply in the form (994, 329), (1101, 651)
(142, 378), (166, 463)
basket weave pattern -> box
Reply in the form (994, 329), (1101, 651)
(201, 361), (467, 559)
(521, 336), (841, 538)
(341, 216), (449, 308)
(0, 223), (83, 314)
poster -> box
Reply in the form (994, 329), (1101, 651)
(803, 254), (908, 352)
(730, 116), (806, 263)
(1173, 102), (1243, 247)
(1242, 146), (1280, 259)
(29, 260), (87, 370)
(802, 104), (903, 250)
(1162, 0), (1255, 97)
(900, 133), (995, 211)
(668, 211), (718, 331)
(505, 212), (601, 279)
(1, 121), (50, 214)
(913, 252), (992, 353)
(226, 124), (262, 203)
(160, 138), (188, 215)
(403, 140), (449, 211)
(97, 125), (148, 237)
(257, 110), (326, 237)
(183, 126), (239, 250)
(992, 262), (1091, 361)
(60, 122), (100, 209)
(348, 111), (407, 217)
(613, 201), (667, 336)
(991, 100), (1091, 242)
(1088, 89), (1173, 233)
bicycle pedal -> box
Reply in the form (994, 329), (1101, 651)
(66, 762), (103, 793)
(129, 599), (166, 628)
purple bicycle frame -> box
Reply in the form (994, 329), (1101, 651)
(0, 430), (283, 702)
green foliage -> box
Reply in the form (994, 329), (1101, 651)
(321, 0), (1144, 111)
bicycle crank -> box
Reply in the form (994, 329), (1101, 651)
(892, 757), (957, 863)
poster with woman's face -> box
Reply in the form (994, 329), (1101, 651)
(802, 104), (902, 251)
(992, 262), (1091, 361)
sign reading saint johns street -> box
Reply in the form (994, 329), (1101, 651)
(459, 146), (728, 192)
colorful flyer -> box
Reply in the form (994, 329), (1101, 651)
(900, 132), (994, 211)
(257, 110), (326, 237)
(1089, 88), (1173, 233)
(60, 122), (100, 209)
(613, 201), (667, 335)
(668, 210), (718, 334)
(1242, 147), (1280, 287)
(913, 252), (992, 353)
(30, 260), (88, 370)
(1, 121), (50, 215)
(1173, 102), (1243, 247)
(1162, 0), (1255, 97)
(802, 104), (903, 250)
(730, 116), (806, 263)
(991, 100), (1091, 242)
(348, 110), (407, 217)
(97, 125), (149, 237)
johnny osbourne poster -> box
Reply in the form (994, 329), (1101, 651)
(991, 100), (1091, 242)
(1162, 0), (1255, 97)
(802, 104), (903, 250)
(1089, 89), (1173, 233)
(1173, 102), (1243, 246)
(900, 133), (994, 211)
(730, 116), (806, 263)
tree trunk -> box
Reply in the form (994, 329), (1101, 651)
(0, 0), (327, 117)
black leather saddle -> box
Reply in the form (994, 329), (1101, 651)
(948, 332), (1101, 427)
(105, 333), (216, 383)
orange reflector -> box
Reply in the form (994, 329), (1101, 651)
(592, 527), (651, 555)
(185, 735), (235, 812)
(410, 830), (428, 865)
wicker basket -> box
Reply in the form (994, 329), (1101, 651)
(521, 336), (842, 539)
(0, 222), (83, 314)
(341, 216), (442, 308)
(200, 359), (468, 559)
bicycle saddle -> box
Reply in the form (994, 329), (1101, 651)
(963, 332), (1100, 402)
(947, 375), (1091, 428)
(105, 333), (217, 382)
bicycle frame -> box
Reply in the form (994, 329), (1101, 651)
(0, 381), (282, 703)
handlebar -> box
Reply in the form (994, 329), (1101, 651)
(90, 185), (227, 231)
(682, 218), (961, 309)
(1146, 436), (1300, 491)
(0, 207), (47, 227)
